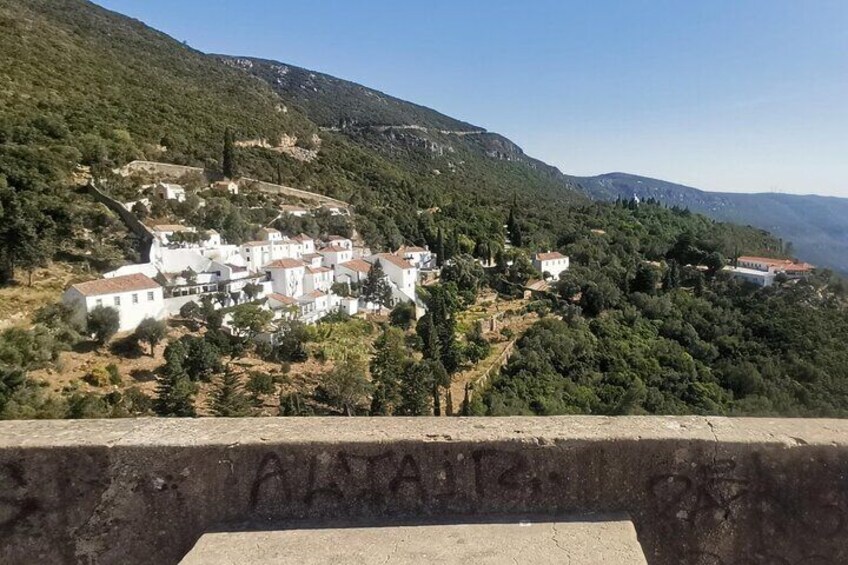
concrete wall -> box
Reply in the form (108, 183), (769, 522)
(0, 417), (846, 565)
(86, 182), (154, 263)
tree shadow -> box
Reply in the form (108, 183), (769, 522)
(110, 335), (144, 359)
(130, 368), (157, 383)
(72, 340), (100, 354)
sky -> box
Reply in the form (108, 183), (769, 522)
(95, 1), (848, 196)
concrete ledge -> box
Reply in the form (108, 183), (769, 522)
(180, 516), (648, 564)
(1, 416), (847, 564)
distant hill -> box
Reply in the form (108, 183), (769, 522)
(574, 173), (848, 273)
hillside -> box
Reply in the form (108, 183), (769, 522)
(575, 173), (848, 273)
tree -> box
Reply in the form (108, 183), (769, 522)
(580, 280), (620, 317)
(389, 301), (416, 330)
(435, 228), (446, 267)
(632, 264), (660, 295)
(222, 127), (236, 178)
(361, 260), (393, 309)
(416, 313), (440, 361)
(242, 282), (262, 301)
(87, 306), (119, 346)
(210, 367), (251, 417)
(246, 371), (275, 404)
(369, 327), (411, 415)
(134, 317), (166, 356)
(131, 201), (149, 220)
(229, 303), (273, 353)
(154, 341), (196, 417)
(662, 261), (681, 291)
(318, 354), (371, 416)
(397, 359), (445, 416)
(441, 253), (485, 303)
(273, 320), (310, 363)
(182, 336), (222, 381)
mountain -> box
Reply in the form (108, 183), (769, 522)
(575, 173), (848, 273)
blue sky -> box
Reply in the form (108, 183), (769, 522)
(95, 1), (847, 196)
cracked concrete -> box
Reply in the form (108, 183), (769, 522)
(0, 416), (846, 564)
(180, 517), (647, 564)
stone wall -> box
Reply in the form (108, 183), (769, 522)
(87, 182), (154, 263)
(0, 417), (846, 565)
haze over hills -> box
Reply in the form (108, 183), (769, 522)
(574, 173), (848, 273)
(216, 55), (848, 273)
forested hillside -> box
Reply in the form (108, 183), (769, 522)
(1, 0), (847, 420)
(576, 173), (848, 274)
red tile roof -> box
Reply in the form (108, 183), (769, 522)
(267, 293), (298, 306)
(151, 224), (193, 232)
(306, 266), (332, 274)
(338, 259), (372, 273)
(738, 256), (814, 271)
(265, 259), (304, 269)
(70, 274), (160, 297)
(397, 245), (427, 254)
(320, 245), (349, 253)
(376, 253), (414, 270)
(302, 253), (323, 261)
(535, 251), (567, 262)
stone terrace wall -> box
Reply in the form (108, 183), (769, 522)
(0, 417), (846, 565)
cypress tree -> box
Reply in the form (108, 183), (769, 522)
(210, 367), (251, 417)
(222, 127), (236, 179)
(155, 341), (197, 417)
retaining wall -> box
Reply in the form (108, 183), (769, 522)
(0, 417), (846, 565)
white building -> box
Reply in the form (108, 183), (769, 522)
(265, 259), (306, 297)
(212, 180), (239, 194)
(335, 259), (372, 286)
(293, 234), (315, 255)
(259, 227), (283, 242)
(396, 245), (436, 270)
(240, 241), (272, 270)
(302, 253), (324, 268)
(533, 251), (570, 281)
(298, 290), (332, 323)
(319, 244), (353, 268)
(304, 265), (333, 294)
(152, 182), (186, 202)
(280, 205), (309, 217)
(370, 253), (417, 303)
(62, 273), (165, 333)
(725, 256), (814, 287)
(324, 236), (353, 251)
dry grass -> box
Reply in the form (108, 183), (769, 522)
(0, 263), (90, 329)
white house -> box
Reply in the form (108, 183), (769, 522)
(304, 265), (333, 294)
(302, 253), (324, 268)
(265, 258), (306, 297)
(324, 236), (353, 251)
(259, 227), (283, 242)
(396, 245), (436, 270)
(266, 293), (299, 321)
(370, 253), (417, 303)
(335, 259), (372, 286)
(736, 256), (814, 279)
(152, 182), (186, 202)
(212, 180), (239, 194)
(280, 205), (309, 217)
(240, 241), (272, 271)
(533, 251), (570, 281)
(293, 234), (315, 255)
(319, 244), (353, 268)
(62, 273), (165, 333)
(298, 290), (332, 323)
(723, 266), (776, 287)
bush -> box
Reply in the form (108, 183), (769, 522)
(84, 366), (111, 387)
(105, 363), (122, 385)
(87, 306), (120, 346)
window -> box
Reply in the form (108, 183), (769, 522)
(114, 296), (121, 307)
(96, 299), (103, 307)
(147, 291), (155, 301)
(132, 293), (139, 304)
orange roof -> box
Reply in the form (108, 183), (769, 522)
(306, 266), (332, 274)
(151, 224), (193, 232)
(292, 233), (313, 242)
(70, 274), (160, 297)
(242, 240), (270, 248)
(260, 227), (281, 234)
(739, 256), (814, 271)
(302, 253), (323, 261)
(376, 253), (414, 270)
(338, 259), (372, 273)
(265, 259), (304, 269)
(397, 245), (427, 254)
(267, 293), (298, 306)
(535, 251), (567, 262)
(320, 245), (349, 253)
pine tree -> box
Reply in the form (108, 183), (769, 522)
(362, 260), (392, 309)
(662, 261), (681, 291)
(460, 384), (471, 416)
(416, 313), (440, 361)
(435, 228), (445, 267)
(369, 327), (410, 415)
(222, 127), (236, 179)
(210, 367), (250, 417)
(155, 341), (197, 417)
